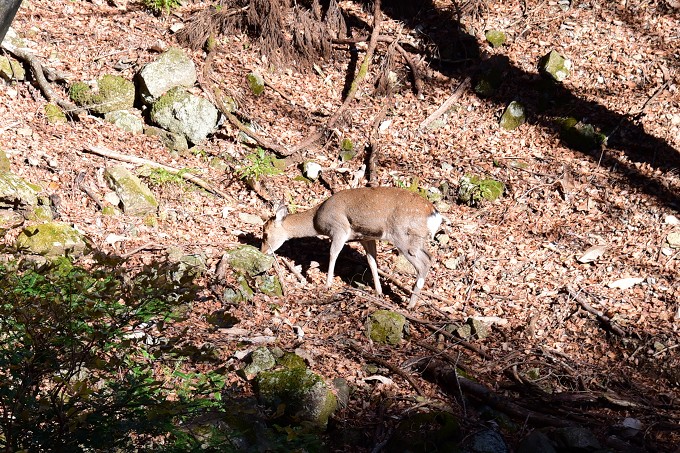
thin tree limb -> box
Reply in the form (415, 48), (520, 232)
(286, 0), (384, 159)
(84, 145), (232, 199)
(419, 77), (470, 130)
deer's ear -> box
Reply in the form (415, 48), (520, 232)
(274, 201), (288, 222)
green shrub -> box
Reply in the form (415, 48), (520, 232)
(0, 257), (228, 451)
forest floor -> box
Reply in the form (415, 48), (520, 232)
(2, 0), (679, 450)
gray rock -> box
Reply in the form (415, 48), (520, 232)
(366, 310), (406, 345)
(104, 110), (144, 134)
(551, 426), (601, 451)
(137, 47), (197, 105)
(15, 221), (88, 257)
(243, 347), (276, 377)
(517, 430), (557, 453)
(104, 165), (158, 216)
(465, 429), (509, 453)
(0, 171), (41, 211)
(150, 87), (218, 145)
(256, 367), (337, 428)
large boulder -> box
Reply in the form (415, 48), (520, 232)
(137, 47), (197, 105)
(15, 222), (88, 257)
(69, 75), (135, 115)
(150, 87), (219, 145)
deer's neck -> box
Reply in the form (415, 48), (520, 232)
(283, 205), (320, 239)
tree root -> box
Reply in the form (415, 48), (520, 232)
(2, 40), (84, 118)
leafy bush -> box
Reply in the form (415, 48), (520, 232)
(142, 0), (182, 15)
(237, 148), (282, 182)
(0, 257), (227, 451)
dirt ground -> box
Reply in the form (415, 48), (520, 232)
(2, 0), (679, 450)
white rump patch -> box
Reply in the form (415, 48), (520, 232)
(427, 212), (442, 238)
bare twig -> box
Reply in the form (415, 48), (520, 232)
(565, 286), (626, 336)
(84, 145), (232, 199)
(287, 0), (384, 158)
(347, 340), (427, 397)
(419, 77), (470, 130)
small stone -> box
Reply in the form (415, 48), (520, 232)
(485, 29), (506, 48)
(239, 212), (264, 225)
(666, 232), (680, 248)
(303, 161), (322, 180)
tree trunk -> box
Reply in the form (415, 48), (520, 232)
(0, 0), (23, 44)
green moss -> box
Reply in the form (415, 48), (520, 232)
(457, 175), (505, 206)
(15, 222), (88, 257)
(278, 353), (307, 370)
(44, 103), (67, 124)
(366, 310), (406, 345)
(256, 367), (337, 428)
(69, 82), (92, 105)
(485, 30), (506, 48)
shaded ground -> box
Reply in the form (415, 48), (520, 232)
(1, 0), (679, 450)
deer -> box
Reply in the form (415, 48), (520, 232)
(261, 187), (442, 308)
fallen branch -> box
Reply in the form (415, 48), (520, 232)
(347, 341), (426, 397)
(565, 286), (626, 336)
(418, 358), (578, 428)
(367, 100), (391, 187)
(84, 145), (231, 199)
(419, 77), (470, 130)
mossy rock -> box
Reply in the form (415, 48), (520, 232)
(500, 101), (526, 130)
(104, 165), (158, 216)
(246, 72), (265, 95)
(0, 55), (26, 81)
(539, 50), (571, 82)
(44, 103), (67, 124)
(366, 310), (406, 345)
(224, 245), (275, 276)
(485, 29), (506, 48)
(137, 47), (198, 104)
(69, 75), (135, 115)
(0, 171), (41, 210)
(457, 175), (505, 206)
(558, 117), (607, 151)
(15, 221), (89, 257)
(256, 366), (337, 428)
